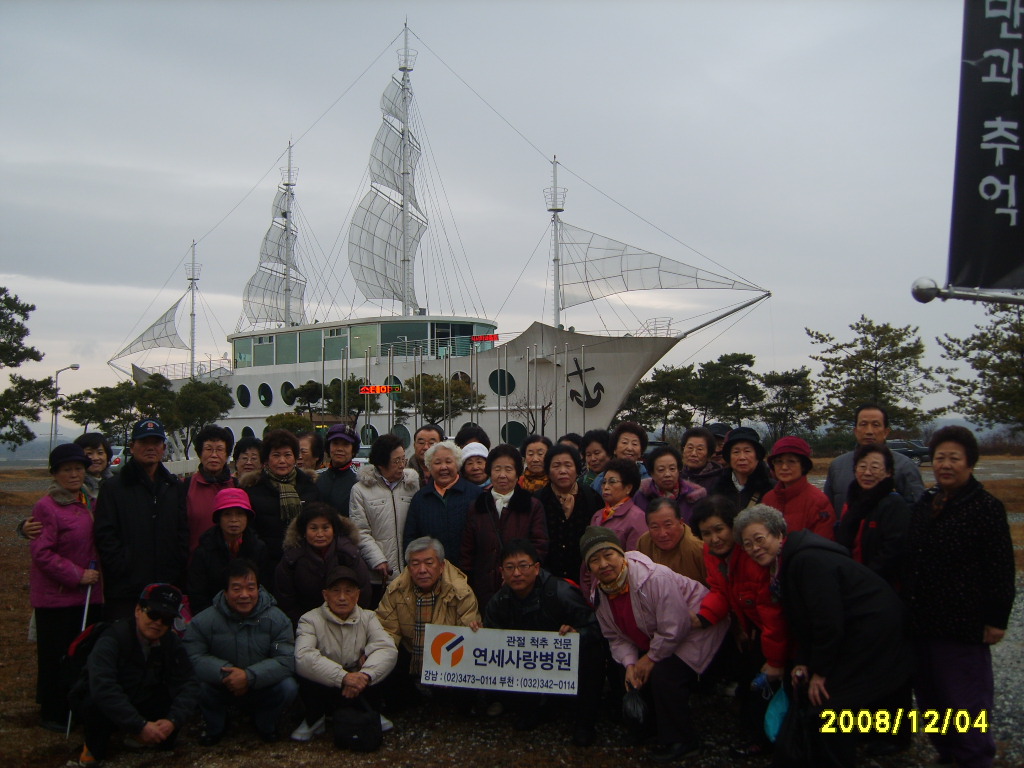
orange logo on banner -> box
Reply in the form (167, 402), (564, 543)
(430, 631), (465, 667)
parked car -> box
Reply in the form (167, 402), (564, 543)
(886, 439), (930, 465)
(352, 444), (372, 470)
(108, 445), (129, 473)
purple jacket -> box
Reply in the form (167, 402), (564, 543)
(632, 477), (707, 525)
(591, 551), (727, 674)
(30, 486), (103, 609)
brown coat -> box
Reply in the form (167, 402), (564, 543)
(636, 527), (707, 586)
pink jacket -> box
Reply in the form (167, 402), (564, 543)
(29, 486), (103, 609)
(581, 497), (649, 594)
(591, 551), (728, 674)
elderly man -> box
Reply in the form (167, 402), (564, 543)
(70, 584), (198, 767)
(407, 424), (444, 485)
(292, 566), (398, 742)
(184, 559), (297, 745)
(375, 537), (479, 706)
(94, 418), (188, 620)
(183, 424), (236, 554)
(478, 539), (602, 746)
(823, 404), (925, 517)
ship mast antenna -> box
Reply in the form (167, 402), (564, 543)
(399, 24), (418, 316)
(186, 241), (200, 378)
(545, 156), (566, 327)
(283, 141), (297, 326)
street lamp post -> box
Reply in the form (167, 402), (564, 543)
(49, 363), (81, 453)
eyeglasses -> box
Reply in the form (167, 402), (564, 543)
(142, 607), (174, 626)
(855, 462), (887, 474)
(390, 457), (407, 466)
(741, 534), (771, 552)
(501, 561), (538, 574)
(604, 478), (623, 485)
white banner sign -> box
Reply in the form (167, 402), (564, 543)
(420, 624), (579, 696)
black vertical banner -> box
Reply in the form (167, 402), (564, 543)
(947, 0), (1024, 289)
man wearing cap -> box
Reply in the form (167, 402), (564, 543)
(182, 424), (236, 555)
(582, 527), (728, 762)
(188, 488), (270, 614)
(94, 418), (188, 620)
(184, 559), (297, 745)
(317, 424), (361, 517)
(292, 566), (398, 741)
(823, 403), (924, 517)
(70, 584), (198, 767)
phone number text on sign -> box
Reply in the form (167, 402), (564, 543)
(420, 624), (579, 695)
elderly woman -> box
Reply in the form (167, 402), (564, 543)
(291, 565), (398, 743)
(403, 440), (484, 569)
(241, 429), (321, 566)
(460, 444), (548, 607)
(232, 436), (263, 478)
(904, 426), (1015, 768)
(634, 446), (707, 526)
(579, 429), (612, 488)
(592, 421), (650, 494)
(317, 424), (361, 519)
(679, 426), (724, 492)
(74, 432), (114, 488)
(711, 427), (774, 509)
(589, 457), (647, 552)
(188, 488), (270, 614)
(349, 433), (420, 605)
(535, 444), (603, 580)
(518, 434), (552, 492)
(183, 424), (236, 555)
(761, 436), (834, 539)
(583, 527), (727, 761)
(30, 444), (103, 730)
(691, 496), (788, 758)
(275, 502), (372, 625)
(736, 505), (910, 767)
(835, 443), (911, 586)
(459, 441), (491, 489)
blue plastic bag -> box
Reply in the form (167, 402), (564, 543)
(764, 684), (789, 743)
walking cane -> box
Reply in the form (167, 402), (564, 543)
(65, 560), (97, 740)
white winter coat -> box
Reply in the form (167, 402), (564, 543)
(294, 603), (398, 687)
(348, 465), (420, 583)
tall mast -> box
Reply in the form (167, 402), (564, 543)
(186, 241), (199, 378)
(399, 25), (416, 316)
(283, 141), (296, 325)
(545, 156), (566, 327)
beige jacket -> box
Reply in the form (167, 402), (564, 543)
(375, 560), (480, 653)
(295, 603), (398, 687)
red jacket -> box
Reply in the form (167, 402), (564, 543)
(762, 476), (835, 540)
(696, 544), (789, 669)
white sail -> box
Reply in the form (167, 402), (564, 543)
(348, 69), (426, 309)
(349, 189), (426, 303)
(110, 294), (189, 360)
(558, 222), (761, 308)
(243, 268), (307, 325)
(241, 156), (306, 326)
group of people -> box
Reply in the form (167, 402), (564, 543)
(24, 404), (1015, 768)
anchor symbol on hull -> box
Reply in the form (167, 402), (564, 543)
(567, 357), (604, 408)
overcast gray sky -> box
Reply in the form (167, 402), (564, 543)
(1, 0), (981, 422)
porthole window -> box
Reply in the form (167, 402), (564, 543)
(392, 423), (411, 449)
(258, 383), (273, 407)
(488, 369), (516, 396)
(241, 426), (255, 438)
(236, 385), (251, 408)
(360, 424), (379, 445)
(281, 381), (296, 406)
(501, 421), (527, 447)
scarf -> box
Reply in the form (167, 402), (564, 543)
(491, 487), (515, 515)
(598, 559), (630, 598)
(518, 469), (549, 493)
(432, 474), (459, 497)
(843, 477), (896, 529)
(411, 583), (440, 673)
(554, 482), (578, 517)
(266, 468), (302, 522)
(199, 464), (233, 485)
(601, 497), (627, 522)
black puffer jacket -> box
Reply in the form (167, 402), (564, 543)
(904, 476), (1016, 643)
(93, 459), (188, 602)
(187, 525), (271, 614)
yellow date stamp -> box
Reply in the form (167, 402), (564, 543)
(819, 709), (990, 735)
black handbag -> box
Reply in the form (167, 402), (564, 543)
(332, 698), (383, 752)
(771, 684), (816, 768)
(621, 682), (649, 727)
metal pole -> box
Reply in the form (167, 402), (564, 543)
(580, 344), (586, 433)
(49, 364), (79, 453)
(563, 343), (569, 438)
(388, 346), (394, 432)
(552, 345), (558, 441)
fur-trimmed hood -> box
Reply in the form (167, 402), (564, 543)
(356, 463), (419, 491)
(282, 509), (360, 549)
